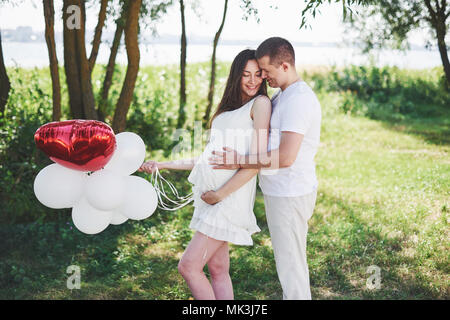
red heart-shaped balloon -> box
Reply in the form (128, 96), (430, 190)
(34, 120), (116, 172)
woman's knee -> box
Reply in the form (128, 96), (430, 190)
(208, 259), (229, 279)
(177, 259), (189, 277)
(178, 258), (200, 278)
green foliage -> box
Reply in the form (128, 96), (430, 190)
(0, 62), (231, 224)
(0, 67), (54, 224)
(0, 63), (448, 299)
(300, 0), (375, 29)
(304, 65), (450, 122)
(301, 0), (450, 86)
(139, 0), (175, 35)
(341, 0), (449, 52)
(127, 88), (174, 152)
(2, 64), (448, 224)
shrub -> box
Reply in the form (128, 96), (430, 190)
(0, 68), (55, 224)
(304, 65), (449, 120)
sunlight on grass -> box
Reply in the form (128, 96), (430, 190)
(1, 63), (448, 299)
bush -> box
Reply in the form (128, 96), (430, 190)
(304, 65), (449, 120)
(0, 65), (196, 224)
(0, 68), (55, 224)
(2, 63), (448, 224)
(127, 88), (175, 154)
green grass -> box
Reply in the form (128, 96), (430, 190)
(308, 105), (449, 299)
(0, 64), (448, 299)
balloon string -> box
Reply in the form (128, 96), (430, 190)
(150, 166), (194, 211)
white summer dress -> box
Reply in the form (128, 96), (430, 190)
(187, 97), (261, 245)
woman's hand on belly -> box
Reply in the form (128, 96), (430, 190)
(200, 190), (225, 205)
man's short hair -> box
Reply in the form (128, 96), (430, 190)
(256, 37), (295, 67)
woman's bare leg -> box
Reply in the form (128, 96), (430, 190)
(178, 231), (227, 300)
(207, 242), (233, 299)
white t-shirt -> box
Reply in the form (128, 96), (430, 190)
(258, 80), (322, 197)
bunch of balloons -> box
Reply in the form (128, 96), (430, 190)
(33, 120), (158, 235)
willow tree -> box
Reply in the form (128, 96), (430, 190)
(202, 0), (259, 127)
(0, 30), (10, 117)
(203, 0), (228, 128)
(41, 0), (109, 121)
(88, 0), (109, 73)
(300, 0), (450, 87)
(98, 8), (125, 121)
(43, 0), (61, 121)
(63, 0), (98, 119)
(0, 1), (13, 118)
(177, 0), (187, 129)
(346, 0), (450, 87)
(111, 0), (143, 133)
(109, 0), (173, 132)
(98, 0), (173, 123)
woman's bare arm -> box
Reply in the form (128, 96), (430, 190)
(160, 157), (200, 171)
(141, 132), (211, 173)
(203, 96), (271, 203)
(140, 156), (200, 173)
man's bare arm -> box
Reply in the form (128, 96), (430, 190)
(211, 96), (271, 201)
(238, 131), (304, 169)
(210, 131), (304, 170)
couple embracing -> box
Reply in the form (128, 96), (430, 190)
(140, 37), (322, 300)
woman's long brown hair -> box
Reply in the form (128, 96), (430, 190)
(208, 49), (267, 129)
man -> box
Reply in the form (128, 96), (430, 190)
(208, 37), (322, 300)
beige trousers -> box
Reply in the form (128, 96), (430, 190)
(263, 190), (317, 300)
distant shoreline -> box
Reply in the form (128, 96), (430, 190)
(1, 27), (436, 52)
(2, 39), (436, 52)
(3, 41), (443, 69)
(4, 61), (442, 72)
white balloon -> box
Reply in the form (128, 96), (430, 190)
(120, 176), (158, 220)
(72, 197), (112, 235)
(85, 169), (124, 211)
(34, 163), (86, 209)
(104, 132), (146, 176)
(110, 210), (128, 225)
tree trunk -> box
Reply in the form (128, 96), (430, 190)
(98, 17), (124, 122)
(112, 0), (142, 133)
(63, 1), (83, 119)
(77, 1), (97, 119)
(0, 30), (10, 117)
(177, 0), (187, 129)
(43, 0), (61, 121)
(436, 28), (450, 88)
(63, 0), (97, 120)
(424, 0), (450, 88)
(435, 19), (450, 87)
(88, 0), (109, 73)
(203, 0), (228, 127)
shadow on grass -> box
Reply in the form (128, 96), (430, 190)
(1, 172), (445, 299)
(0, 214), (193, 299)
(0, 173), (278, 300)
(0, 215), (132, 299)
(359, 98), (450, 147)
(309, 191), (445, 299)
(379, 115), (450, 146)
(0, 170), (192, 300)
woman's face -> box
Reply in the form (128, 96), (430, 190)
(240, 59), (263, 102)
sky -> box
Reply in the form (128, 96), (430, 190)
(0, 0), (431, 46)
(1, 0), (438, 69)
(0, 0), (357, 44)
(156, 0), (348, 43)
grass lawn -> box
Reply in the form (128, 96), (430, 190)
(0, 66), (448, 300)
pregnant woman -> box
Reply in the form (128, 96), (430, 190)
(139, 49), (271, 299)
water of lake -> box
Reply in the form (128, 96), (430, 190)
(3, 41), (443, 69)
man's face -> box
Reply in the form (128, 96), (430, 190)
(257, 55), (285, 88)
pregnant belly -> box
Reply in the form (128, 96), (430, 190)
(193, 161), (237, 190)
(189, 145), (238, 191)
